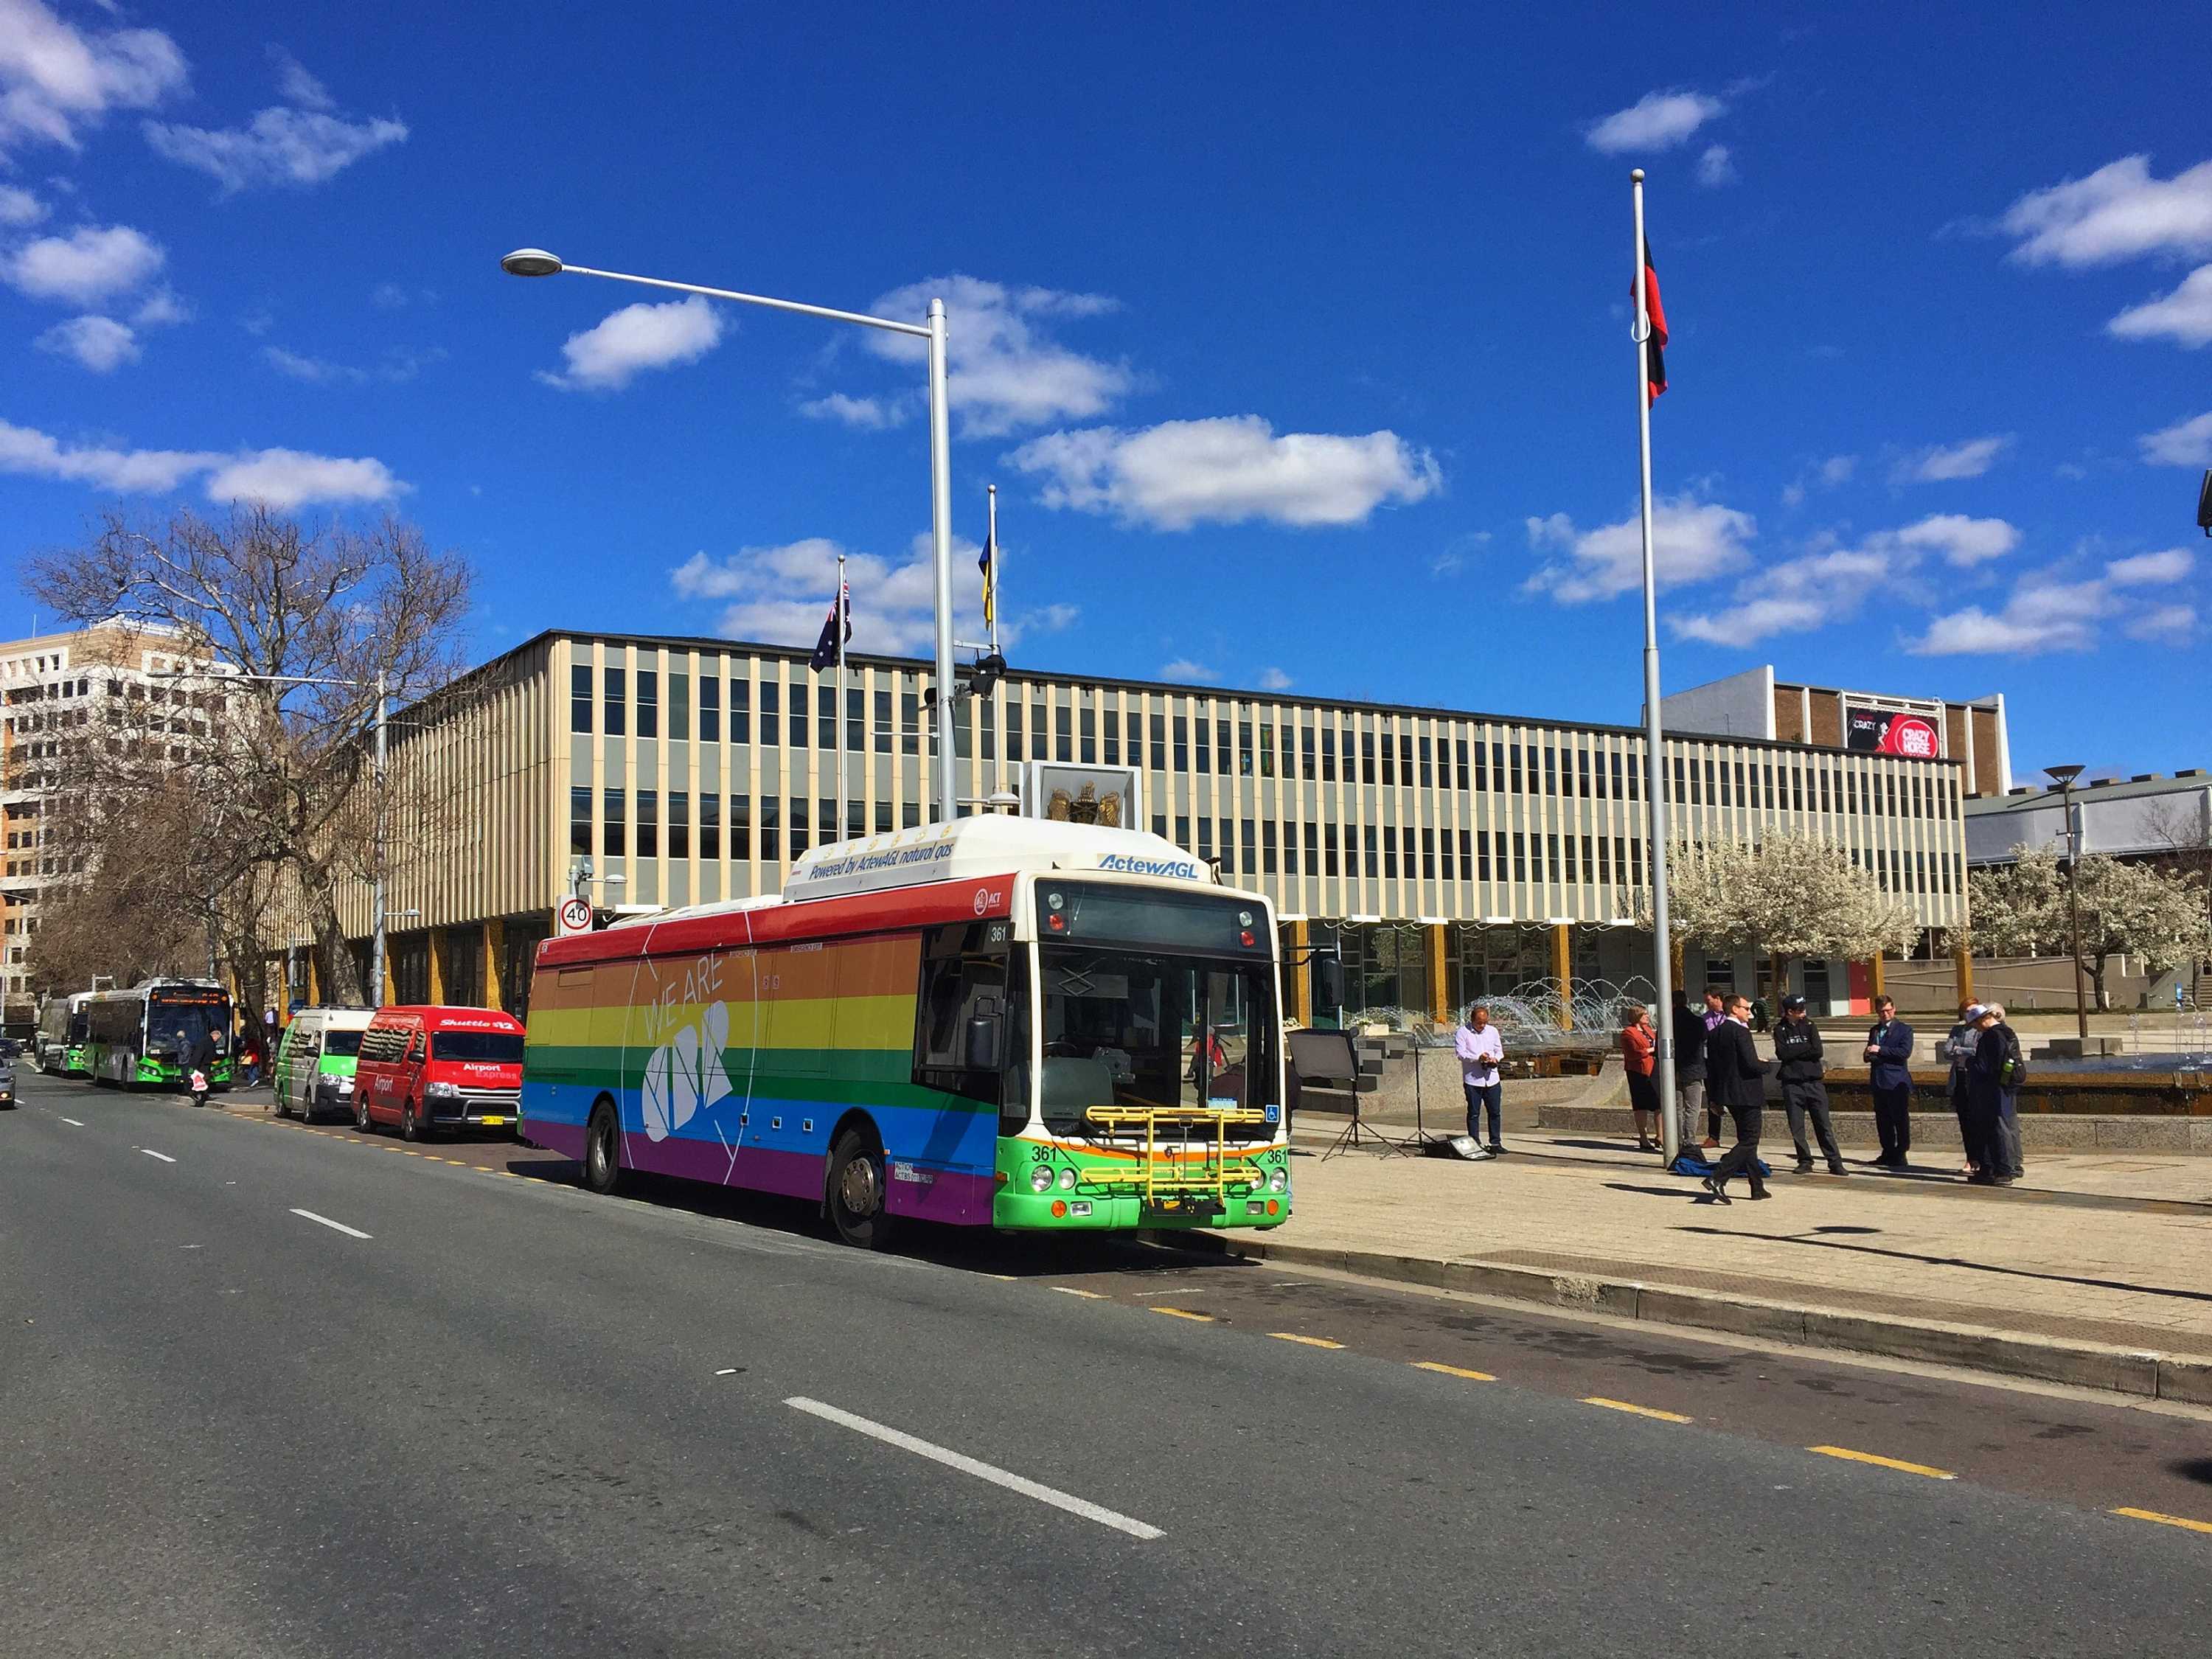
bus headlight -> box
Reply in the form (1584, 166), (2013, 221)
(1029, 1165), (1055, 1194)
(1268, 1167), (1289, 1194)
(1056, 1166), (1079, 1192)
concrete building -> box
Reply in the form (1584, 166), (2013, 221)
(306, 629), (1972, 1024)
(0, 623), (233, 1025)
(1663, 665), (2011, 799)
(1966, 771), (2212, 867)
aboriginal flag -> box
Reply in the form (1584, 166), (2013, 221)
(1638, 242), (1668, 400)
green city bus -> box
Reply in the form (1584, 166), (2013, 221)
(86, 979), (236, 1089)
(35, 991), (93, 1077)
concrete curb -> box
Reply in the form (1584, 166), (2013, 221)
(1143, 1229), (2212, 1406)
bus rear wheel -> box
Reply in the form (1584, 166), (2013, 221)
(582, 1103), (623, 1195)
(827, 1128), (897, 1251)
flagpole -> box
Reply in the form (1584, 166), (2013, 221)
(835, 550), (847, 845)
(1632, 167), (1680, 1167)
(986, 484), (1000, 658)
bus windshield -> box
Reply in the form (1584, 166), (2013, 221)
(1036, 945), (1277, 1135)
(150, 995), (230, 1058)
(433, 1031), (524, 1065)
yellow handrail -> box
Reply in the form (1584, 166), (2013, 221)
(1080, 1105), (1272, 1205)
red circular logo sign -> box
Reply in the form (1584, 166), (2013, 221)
(1882, 716), (1941, 759)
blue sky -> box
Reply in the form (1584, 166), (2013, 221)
(3, 1), (2208, 785)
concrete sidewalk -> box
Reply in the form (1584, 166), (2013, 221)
(1176, 1130), (2212, 1404)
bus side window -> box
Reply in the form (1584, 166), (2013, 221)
(912, 923), (1009, 1106)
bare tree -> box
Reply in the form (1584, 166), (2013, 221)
(27, 506), (473, 1004)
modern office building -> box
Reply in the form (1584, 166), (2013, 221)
(1966, 770), (2212, 868)
(1663, 664), (2011, 798)
(312, 628), (1972, 1024)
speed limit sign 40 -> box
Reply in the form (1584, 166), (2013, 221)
(557, 896), (594, 936)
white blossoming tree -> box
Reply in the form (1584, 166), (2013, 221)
(1639, 832), (1921, 992)
(1969, 844), (2212, 1009)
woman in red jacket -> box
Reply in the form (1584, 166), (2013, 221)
(1621, 1004), (1660, 1152)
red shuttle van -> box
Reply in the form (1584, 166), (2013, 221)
(352, 1005), (526, 1140)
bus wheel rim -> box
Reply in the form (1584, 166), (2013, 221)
(839, 1155), (880, 1217)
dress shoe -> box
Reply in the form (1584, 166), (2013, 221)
(1700, 1175), (1731, 1205)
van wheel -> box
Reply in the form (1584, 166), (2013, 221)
(400, 1098), (421, 1142)
(354, 1093), (372, 1133)
(582, 1103), (623, 1194)
(827, 1128), (897, 1251)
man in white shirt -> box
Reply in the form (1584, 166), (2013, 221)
(1455, 1002), (1506, 1156)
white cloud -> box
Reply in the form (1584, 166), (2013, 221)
(852, 275), (1130, 437)
(670, 531), (1004, 656)
(1781, 452), (1856, 507)
(5, 223), (162, 304)
(369, 282), (409, 308)
(799, 391), (910, 430)
(1888, 512), (2020, 567)
(0, 183), (45, 225)
(2104, 547), (2194, 587)
(1034, 603), (1079, 632)
(131, 286), (187, 327)
(1697, 144), (1736, 187)
(2108, 265), (2212, 348)
(1911, 548), (2191, 656)
(2125, 603), (2196, 642)
(1521, 495), (1755, 604)
(268, 48), (334, 112)
(0, 0), (186, 155)
(1893, 434), (2011, 483)
(1672, 546), (1891, 645)
(1585, 90), (1725, 154)
(1998, 156), (2212, 268)
(34, 313), (136, 372)
(2138, 410), (2212, 467)
(1011, 415), (1439, 531)
(0, 416), (404, 506)
(146, 105), (408, 192)
(1160, 659), (1218, 683)
(262, 343), (442, 386)
(1257, 667), (1293, 692)
(202, 449), (403, 508)
(536, 295), (724, 392)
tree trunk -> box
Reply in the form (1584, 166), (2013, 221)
(309, 880), (364, 1006)
(2087, 953), (2110, 1013)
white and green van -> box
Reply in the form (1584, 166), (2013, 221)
(275, 1007), (376, 1123)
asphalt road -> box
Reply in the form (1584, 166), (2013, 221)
(7, 1071), (2209, 1658)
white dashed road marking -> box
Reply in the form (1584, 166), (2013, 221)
(290, 1208), (372, 1240)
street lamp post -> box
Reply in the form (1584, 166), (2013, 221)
(2046, 764), (2090, 1044)
(500, 250), (960, 823)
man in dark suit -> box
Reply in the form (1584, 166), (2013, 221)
(1669, 989), (1711, 1161)
(1863, 996), (1916, 1169)
(1701, 994), (1770, 1203)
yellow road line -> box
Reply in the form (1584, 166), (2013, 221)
(2112, 1506), (2212, 1535)
(1809, 1445), (1955, 1480)
(1413, 1360), (1498, 1381)
(1150, 1307), (1214, 1321)
(1585, 1397), (1693, 1424)
(1268, 1332), (1344, 1349)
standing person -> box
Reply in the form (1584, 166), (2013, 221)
(1620, 1004), (1660, 1152)
(1862, 996), (1916, 1169)
(1773, 995), (1846, 1175)
(1700, 987), (1729, 1147)
(1964, 1004), (2026, 1186)
(1701, 994), (1771, 1203)
(1939, 1001), (1986, 1178)
(1670, 988), (1710, 1161)
(1455, 1002), (1505, 1158)
(187, 1028), (218, 1107)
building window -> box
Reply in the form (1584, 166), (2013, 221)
(1325, 824), (1340, 877)
(668, 791), (690, 858)
(1302, 822), (1318, 874)
(700, 793), (721, 858)
(603, 667), (626, 737)
(880, 689), (898, 755)
(758, 794), (779, 860)
(1054, 704), (1072, 762)
(1263, 821), (1278, 874)
(636, 669), (659, 739)
(1301, 726), (1317, 781)
(1422, 828), (1436, 880)
(1382, 827), (1397, 878)
(1256, 723), (1271, 778)
(1363, 825), (1380, 878)
(876, 801), (893, 834)
(1102, 707), (1121, 766)
(902, 692), (920, 754)
(1377, 732), (1392, 786)
(602, 788), (626, 857)
(731, 676), (751, 744)
(1174, 716), (1189, 773)
(1176, 814), (1191, 849)
(1196, 817), (1213, 863)
(1006, 700), (1023, 761)
(846, 687), (863, 752)
(1513, 832), (1528, 883)
(759, 678), (779, 745)
(569, 786), (591, 855)
(637, 789), (660, 858)
(787, 675), (807, 748)
(1321, 727), (1336, 782)
(787, 796), (810, 859)
(1079, 705), (1096, 764)
(570, 664), (592, 734)
(1216, 720), (1231, 774)
(700, 675), (720, 742)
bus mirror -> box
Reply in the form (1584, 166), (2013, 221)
(1311, 953), (1345, 1016)
(966, 1012), (1006, 1072)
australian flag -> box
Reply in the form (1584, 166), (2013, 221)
(808, 580), (850, 671)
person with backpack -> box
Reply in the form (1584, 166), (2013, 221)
(1773, 995), (1846, 1175)
(1963, 1003), (2026, 1186)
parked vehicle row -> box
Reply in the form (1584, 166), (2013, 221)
(280, 1004), (526, 1141)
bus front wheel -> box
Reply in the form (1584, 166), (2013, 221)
(582, 1103), (624, 1195)
(827, 1128), (897, 1251)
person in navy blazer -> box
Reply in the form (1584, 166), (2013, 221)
(1862, 996), (1916, 1169)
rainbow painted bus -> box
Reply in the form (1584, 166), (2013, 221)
(521, 817), (1291, 1248)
